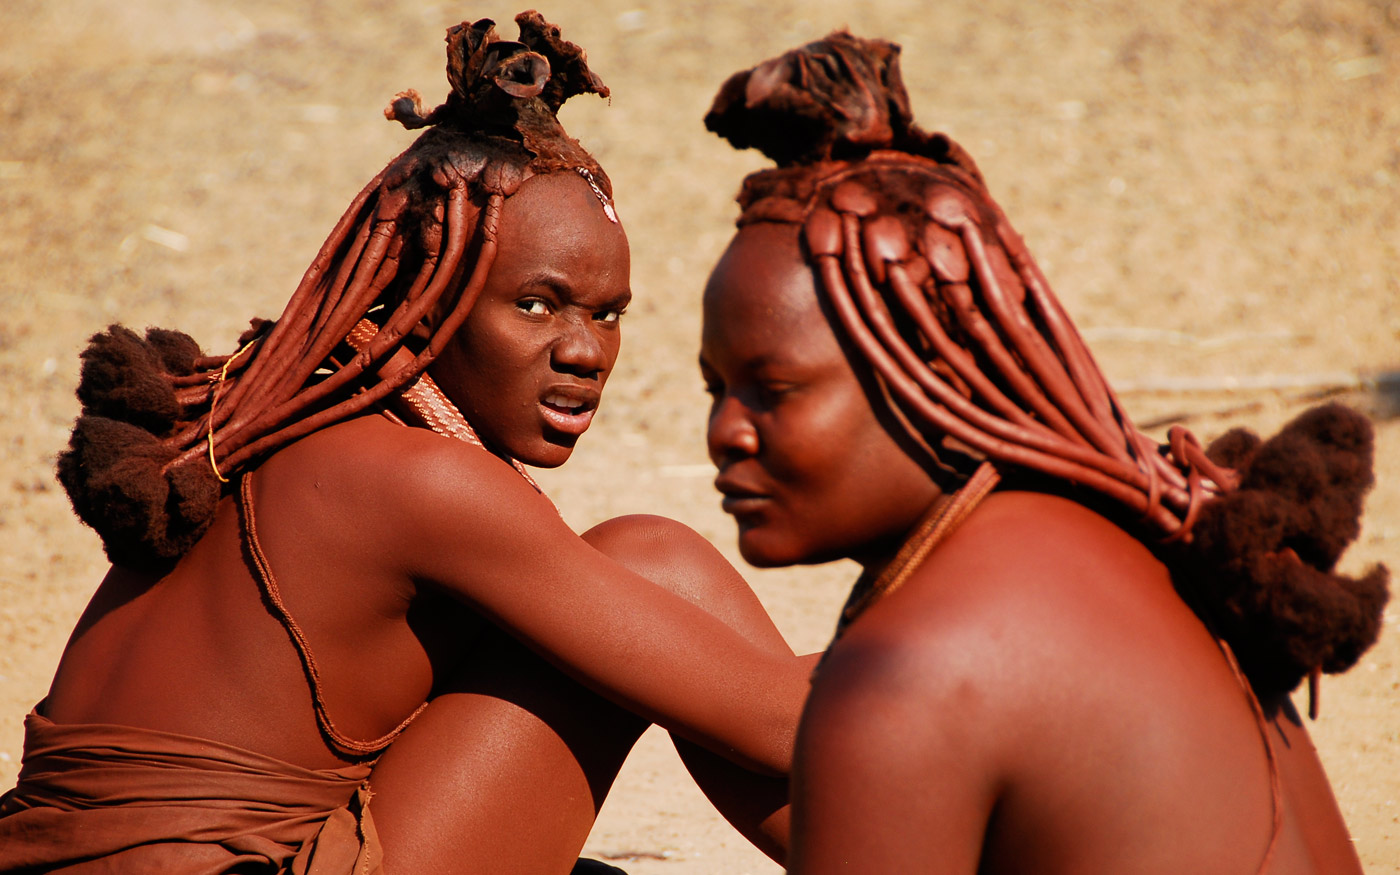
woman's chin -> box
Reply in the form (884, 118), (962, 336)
(517, 447), (574, 469)
(738, 529), (853, 569)
(736, 531), (803, 569)
(514, 434), (582, 469)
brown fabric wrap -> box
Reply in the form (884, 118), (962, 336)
(0, 710), (381, 874)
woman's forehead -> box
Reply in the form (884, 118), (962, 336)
(705, 223), (811, 306)
(498, 172), (625, 241)
(702, 223), (840, 361)
(486, 171), (630, 293)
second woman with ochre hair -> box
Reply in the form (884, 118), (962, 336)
(700, 30), (1386, 875)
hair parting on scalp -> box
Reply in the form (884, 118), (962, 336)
(58, 12), (610, 572)
(705, 31), (1388, 699)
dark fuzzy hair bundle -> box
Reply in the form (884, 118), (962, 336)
(1177, 403), (1389, 696)
(57, 326), (221, 570)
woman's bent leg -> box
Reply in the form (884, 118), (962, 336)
(368, 625), (646, 875)
(367, 514), (801, 871)
(582, 515), (801, 863)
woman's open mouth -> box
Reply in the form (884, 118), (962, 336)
(540, 392), (598, 436)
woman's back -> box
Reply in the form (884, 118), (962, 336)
(42, 415), (492, 769)
(798, 490), (1361, 875)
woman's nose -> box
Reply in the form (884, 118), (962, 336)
(707, 395), (760, 464)
(551, 319), (610, 377)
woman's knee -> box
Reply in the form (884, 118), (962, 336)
(584, 515), (789, 652)
(584, 514), (741, 604)
(368, 627), (645, 873)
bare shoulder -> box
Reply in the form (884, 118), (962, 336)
(253, 416), (565, 568)
(264, 415), (533, 492)
(868, 489), (1184, 648)
(814, 490), (1213, 748)
(935, 489), (1169, 598)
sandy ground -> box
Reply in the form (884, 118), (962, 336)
(1, 0), (1397, 871)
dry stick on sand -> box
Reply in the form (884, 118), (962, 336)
(1124, 369), (1400, 429)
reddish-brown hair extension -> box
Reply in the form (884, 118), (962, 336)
(59, 13), (613, 572)
(706, 31), (1388, 698)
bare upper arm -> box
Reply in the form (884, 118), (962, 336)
(790, 624), (1003, 875)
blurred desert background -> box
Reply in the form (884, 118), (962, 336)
(1, 0), (1397, 871)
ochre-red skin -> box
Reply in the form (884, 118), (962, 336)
(42, 174), (805, 873)
(700, 221), (1363, 875)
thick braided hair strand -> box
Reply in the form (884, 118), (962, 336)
(58, 13), (612, 572)
(705, 31), (1388, 699)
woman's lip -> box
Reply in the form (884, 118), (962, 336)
(540, 402), (596, 436)
(719, 491), (770, 516)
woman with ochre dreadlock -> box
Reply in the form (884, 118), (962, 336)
(0, 14), (807, 873)
(699, 31), (1387, 875)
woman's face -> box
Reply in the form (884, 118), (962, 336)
(430, 171), (631, 468)
(700, 222), (942, 568)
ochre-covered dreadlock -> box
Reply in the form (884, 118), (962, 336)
(59, 12), (613, 572)
(705, 31), (1388, 698)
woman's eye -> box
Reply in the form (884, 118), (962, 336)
(757, 381), (796, 405)
(517, 300), (549, 316)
